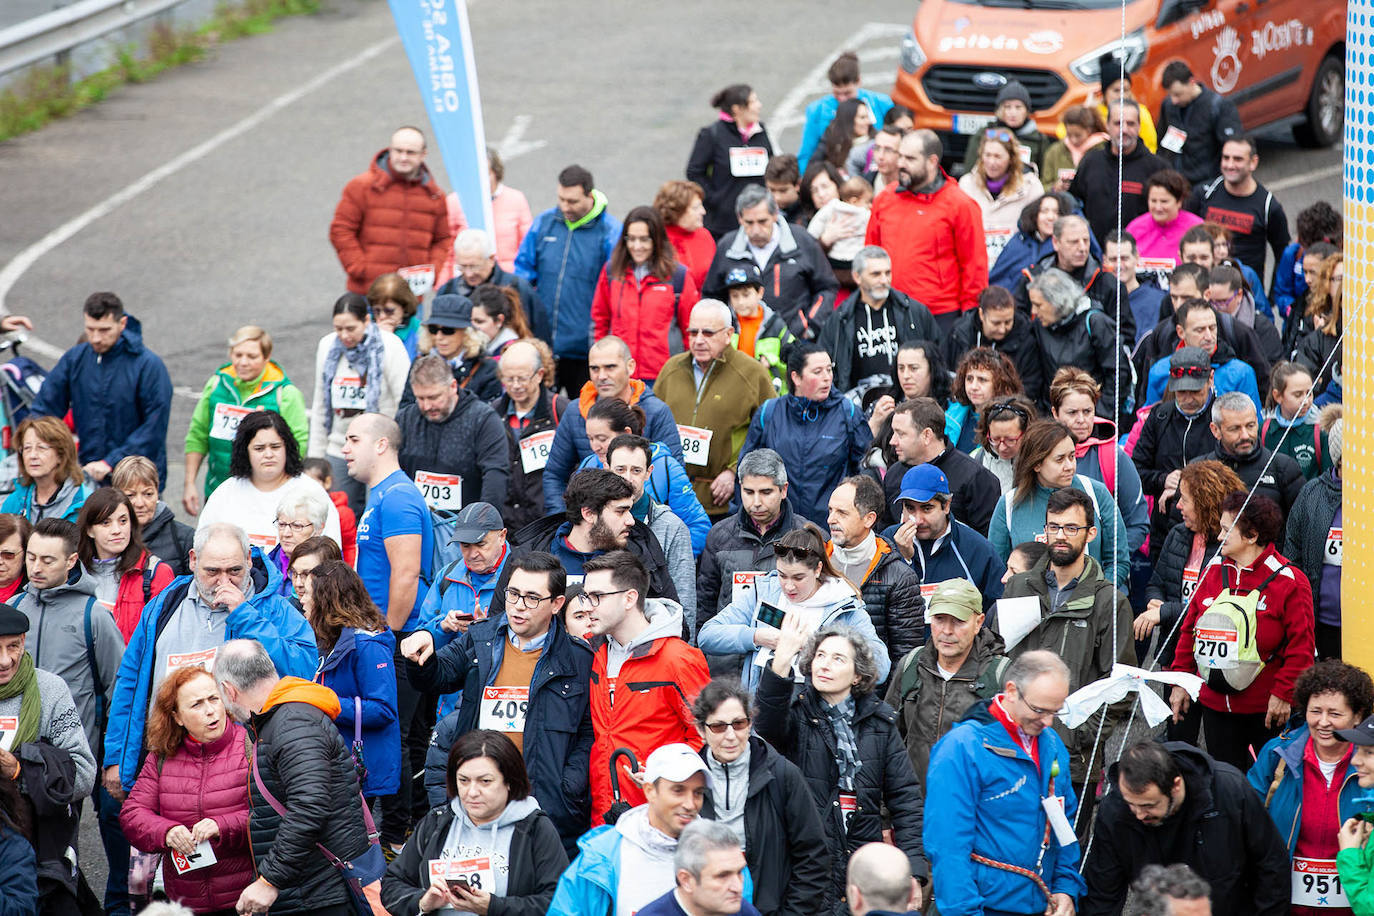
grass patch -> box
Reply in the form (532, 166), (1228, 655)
(0, 0), (321, 142)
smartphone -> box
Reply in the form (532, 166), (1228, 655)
(757, 602), (785, 629)
(447, 877), (470, 894)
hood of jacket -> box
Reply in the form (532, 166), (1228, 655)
(614, 803), (680, 860)
(626, 598), (686, 651)
(215, 359), (291, 389)
(443, 795), (541, 863)
(143, 502), (178, 539)
(782, 389), (849, 423)
(1072, 417), (1119, 457)
(23, 564), (98, 607)
(1104, 740), (1217, 815)
(578, 378), (651, 418)
(894, 169), (951, 202)
(370, 148), (438, 191)
(752, 571), (864, 620)
(562, 188), (609, 231)
(260, 676), (341, 719)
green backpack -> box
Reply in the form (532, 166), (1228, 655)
(1192, 562), (1291, 694)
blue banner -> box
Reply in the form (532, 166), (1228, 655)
(388, 0), (493, 233)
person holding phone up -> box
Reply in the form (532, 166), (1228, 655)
(697, 524), (889, 691)
(381, 730), (567, 916)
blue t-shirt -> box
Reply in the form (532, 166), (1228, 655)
(356, 469), (433, 632)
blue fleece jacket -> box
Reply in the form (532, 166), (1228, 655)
(30, 314), (174, 488)
(1246, 722), (1367, 855)
(103, 547), (318, 789)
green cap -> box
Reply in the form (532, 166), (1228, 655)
(923, 579), (984, 622)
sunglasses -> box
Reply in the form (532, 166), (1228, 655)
(1169, 365), (1209, 379)
(985, 129), (1014, 143)
(701, 716), (751, 735)
(774, 545), (820, 563)
(426, 325), (461, 335)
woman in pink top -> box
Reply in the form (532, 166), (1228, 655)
(1124, 169), (1203, 262)
(442, 148), (533, 276)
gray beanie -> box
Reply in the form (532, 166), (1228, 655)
(995, 80), (1033, 111)
(1329, 418), (1343, 467)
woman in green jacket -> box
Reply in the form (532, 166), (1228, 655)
(1335, 713), (1374, 916)
(182, 326), (307, 514)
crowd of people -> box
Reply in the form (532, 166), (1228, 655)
(0, 44), (1367, 916)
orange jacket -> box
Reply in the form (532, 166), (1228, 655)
(329, 150), (453, 295)
(589, 623), (709, 825)
(591, 265), (698, 381)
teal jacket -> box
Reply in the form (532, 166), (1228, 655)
(1247, 722), (1368, 855)
(989, 475), (1131, 588)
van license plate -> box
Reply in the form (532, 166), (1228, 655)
(953, 115), (995, 135)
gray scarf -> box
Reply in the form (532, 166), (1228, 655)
(822, 695), (861, 791)
(322, 322), (385, 432)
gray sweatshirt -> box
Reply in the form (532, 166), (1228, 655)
(438, 795), (542, 905)
(0, 667), (97, 797)
(606, 598), (686, 678)
(645, 502), (698, 637)
(704, 743), (751, 847)
(16, 570), (123, 757)
(149, 578), (251, 707)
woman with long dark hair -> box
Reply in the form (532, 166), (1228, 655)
(469, 284), (533, 359)
(304, 561), (400, 801)
(198, 410), (342, 553)
(77, 487), (175, 642)
(591, 205), (699, 382)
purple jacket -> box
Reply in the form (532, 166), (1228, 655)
(119, 722), (254, 913)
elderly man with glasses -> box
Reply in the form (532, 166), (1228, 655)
(655, 299), (778, 519)
(403, 549), (594, 858)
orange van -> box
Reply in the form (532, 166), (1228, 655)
(891, 0), (1345, 164)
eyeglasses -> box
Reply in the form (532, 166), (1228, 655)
(500, 371), (538, 387)
(504, 588), (552, 609)
(1169, 365), (1209, 379)
(701, 716), (751, 735)
(0, 550), (17, 561)
(773, 545), (820, 563)
(686, 327), (728, 338)
(1019, 695), (1061, 718)
(289, 567), (313, 582)
(1044, 523), (1088, 536)
(275, 519), (314, 533)
(1206, 290), (1240, 308)
(574, 588), (631, 608)
(988, 435), (1023, 448)
(426, 325), (461, 335)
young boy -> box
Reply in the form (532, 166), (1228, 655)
(722, 264), (797, 392)
(303, 457), (357, 565)
(963, 81), (1050, 175)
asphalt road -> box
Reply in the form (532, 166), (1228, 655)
(0, 0), (1343, 898)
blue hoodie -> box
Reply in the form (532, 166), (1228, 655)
(316, 626), (399, 797)
(576, 441), (711, 555)
(738, 392), (871, 526)
(797, 88), (893, 169)
(513, 191), (621, 360)
(103, 547), (318, 789)
(697, 571), (890, 691)
(30, 314), (173, 488)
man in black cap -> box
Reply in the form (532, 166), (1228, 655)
(0, 602), (98, 911)
(396, 353), (510, 511)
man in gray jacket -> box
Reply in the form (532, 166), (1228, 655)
(16, 518), (122, 761)
(605, 434), (697, 635)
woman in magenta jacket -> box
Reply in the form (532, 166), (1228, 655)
(120, 666), (254, 914)
(77, 487), (175, 642)
(591, 205), (698, 382)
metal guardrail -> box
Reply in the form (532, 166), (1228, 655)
(0, 0), (188, 77)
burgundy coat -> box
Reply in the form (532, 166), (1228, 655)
(119, 722), (254, 913)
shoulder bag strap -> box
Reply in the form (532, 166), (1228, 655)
(83, 596), (107, 729)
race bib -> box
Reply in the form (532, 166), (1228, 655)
(1292, 857), (1347, 908)
(985, 227), (1014, 261)
(170, 841), (217, 875)
(416, 470), (462, 511)
(1160, 125), (1188, 153)
(1181, 566), (1200, 607)
(247, 531), (278, 551)
(678, 424), (712, 467)
(478, 686), (529, 734)
(167, 648), (218, 675)
(398, 264), (436, 300)
(518, 430), (555, 473)
(210, 403), (252, 442)
(919, 582), (939, 600)
(1325, 527), (1343, 566)
(331, 373), (367, 411)
(1194, 627), (1239, 669)
(839, 792), (857, 834)
(728, 147), (769, 178)
(731, 571), (762, 604)
(1137, 257), (1178, 272)
(429, 857), (495, 894)
(1057, 168), (1077, 185)
(0, 716), (17, 752)
(1041, 795), (1077, 847)
(1017, 145), (1032, 165)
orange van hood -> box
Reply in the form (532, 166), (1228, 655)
(915, 1), (1151, 74)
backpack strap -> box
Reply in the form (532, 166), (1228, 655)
(1313, 425), (1322, 469)
(141, 557), (160, 606)
(670, 264), (686, 305)
(437, 557), (464, 598)
(83, 596), (107, 732)
(1256, 562), (1292, 591)
(980, 656), (1012, 698)
(898, 649), (922, 703)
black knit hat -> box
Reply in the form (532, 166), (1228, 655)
(995, 80), (1032, 111)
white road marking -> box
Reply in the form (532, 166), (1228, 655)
(1266, 162), (1342, 192)
(769, 21), (909, 138)
(496, 114), (546, 161)
(0, 33), (401, 316)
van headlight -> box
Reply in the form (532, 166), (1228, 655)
(900, 29), (927, 74)
(1070, 31), (1147, 85)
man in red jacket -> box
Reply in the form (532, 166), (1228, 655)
(583, 550), (709, 826)
(865, 130), (987, 334)
(329, 126), (453, 295)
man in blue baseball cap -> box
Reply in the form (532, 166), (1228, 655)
(883, 464), (1006, 611)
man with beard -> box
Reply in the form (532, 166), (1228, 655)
(1142, 301), (1260, 411)
(1081, 740), (1289, 916)
(864, 130), (986, 333)
(998, 487), (1136, 828)
(1193, 391), (1304, 525)
(514, 469), (680, 603)
(817, 246), (936, 395)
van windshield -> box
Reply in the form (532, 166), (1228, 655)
(954, 0), (1133, 8)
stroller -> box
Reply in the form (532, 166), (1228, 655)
(0, 336), (50, 494)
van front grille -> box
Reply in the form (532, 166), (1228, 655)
(922, 66), (1069, 112)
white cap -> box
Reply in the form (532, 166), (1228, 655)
(642, 743), (714, 789)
